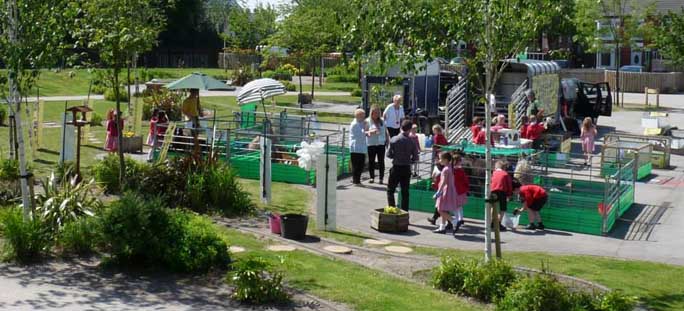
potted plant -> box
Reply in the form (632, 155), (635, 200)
(371, 206), (409, 233)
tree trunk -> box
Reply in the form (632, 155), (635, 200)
(319, 56), (323, 87)
(311, 57), (315, 99)
(114, 67), (125, 188)
(127, 61), (132, 112)
(298, 61), (303, 95)
(483, 0), (493, 262)
(7, 0), (32, 218)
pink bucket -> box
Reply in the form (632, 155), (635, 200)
(269, 214), (282, 234)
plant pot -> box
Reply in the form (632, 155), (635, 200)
(269, 213), (282, 234)
(370, 208), (409, 233)
(280, 214), (308, 240)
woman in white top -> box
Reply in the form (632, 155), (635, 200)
(383, 94), (405, 138)
(366, 105), (389, 184)
(349, 109), (369, 185)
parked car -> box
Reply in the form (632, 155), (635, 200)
(619, 65), (645, 72)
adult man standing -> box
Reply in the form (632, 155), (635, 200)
(525, 89), (544, 118)
(387, 120), (420, 212)
(182, 89), (201, 129)
(383, 94), (405, 138)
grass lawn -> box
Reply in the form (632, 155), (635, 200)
(297, 81), (359, 93)
(239, 180), (684, 311)
(219, 227), (482, 311)
(19, 68), (233, 97)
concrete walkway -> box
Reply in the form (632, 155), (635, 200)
(335, 94), (684, 265)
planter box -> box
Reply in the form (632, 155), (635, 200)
(370, 208), (409, 233)
(121, 136), (143, 153)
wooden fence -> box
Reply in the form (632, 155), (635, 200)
(561, 69), (684, 93)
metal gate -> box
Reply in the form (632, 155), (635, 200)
(512, 80), (529, 129)
(444, 77), (470, 143)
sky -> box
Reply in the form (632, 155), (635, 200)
(243, 0), (289, 10)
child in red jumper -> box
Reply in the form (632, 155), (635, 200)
(519, 115), (530, 139)
(470, 117), (483, 142)
(490, 160), (512, 231)
(451, 153), (469, 234)
(512, 180), (547, 230)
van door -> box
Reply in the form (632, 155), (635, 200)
(596, 82), (612, 117)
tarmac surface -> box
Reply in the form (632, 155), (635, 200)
(335, 94), (684, 265)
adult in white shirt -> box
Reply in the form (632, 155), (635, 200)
(383, 94), (405, 138)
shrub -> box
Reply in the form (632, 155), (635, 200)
(165, 214), (231, 273)
(262, 69), (292, 81)
(232, 66), (257, 86)
(57, 216), (101, 256)
(279, 63), (299, 76)
(1, 208), (52, 262)
(433, 257), (517, 303)
(351, 88), (362, 97)
(91, 154), (149, 194)
(0, 159), (19, 181)
(0, 180), (21, 206)
(230, 257), (290, 304)
(282, 81), (297, 92)
(594, 290), (637, 311)
(100, 193), (230, 273)
(142, 88), (183, 121)
(496, 275), (573, 311)
(89, 113), (104, 126)
(187, 163), (254, 216)
(34, 173), (102, 233)
(104, 88), (129, 102)
(91, 84), (107, 95)
(326, 74), (358, 83)
(139, 158), (254, 216)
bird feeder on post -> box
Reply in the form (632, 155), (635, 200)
(66, 105), (93, 182)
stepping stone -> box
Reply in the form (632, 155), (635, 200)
(228, 246), (246, 253)
(324, 245), (352, 254)
(384, 246), (413, 254)
(364, 238), (392, 246)
(267, 245), (296, 252)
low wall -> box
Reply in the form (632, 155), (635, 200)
(560, 69), (684, 93)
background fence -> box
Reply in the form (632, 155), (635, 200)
(561, 69), (684, 93)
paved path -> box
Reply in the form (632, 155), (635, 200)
(335, 94), (684, 265)
(0, 258), (344, 311)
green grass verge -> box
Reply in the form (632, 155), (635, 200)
(413, 247), (684, 311)
(220, 227), (482, 311)
(237, 181), (684, 311)
(26, 68), (232, 96)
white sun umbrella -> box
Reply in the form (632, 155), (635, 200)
(237, 78), (287, 105)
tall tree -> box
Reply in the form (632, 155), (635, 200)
(74, 0), (170, 186)
(654, 8), (684, 68)
(204, 0), (237, 38)
(573, 0), (655, 106)
(223, 4), (277, 50)
(0, 0), (73, 217)
(271, 0), (352, 98)
(345, 0), (557, 261)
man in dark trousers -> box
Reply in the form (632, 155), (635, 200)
(387, 120), (420, 212)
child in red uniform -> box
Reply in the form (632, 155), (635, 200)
(490, 160), (512, 231)
(519, 115), (530, 139)
(512, 180), (547, 230)
(470, 117), (483, 142)
(526, 115), (546, 149)
(451, 153), (469, 234)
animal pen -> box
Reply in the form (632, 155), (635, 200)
(402, 143), (635, 235)
(151, 109), (350, 185)
(603, 133), (671, 169)
(600, 140), (653, 181)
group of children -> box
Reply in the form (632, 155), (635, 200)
(469, 114), (547, 147)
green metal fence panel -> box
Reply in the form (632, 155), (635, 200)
(402, 176), (614, 236)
